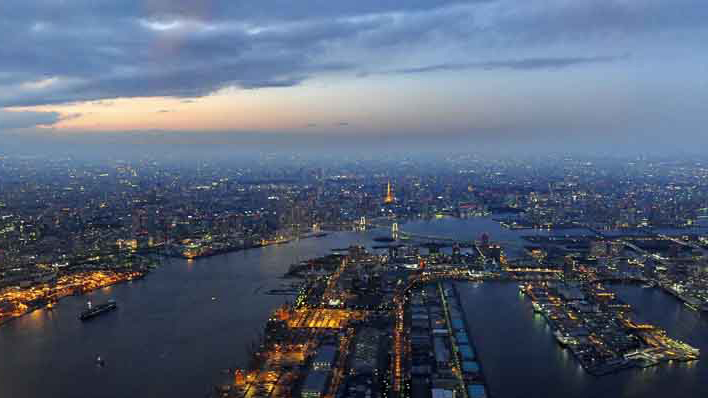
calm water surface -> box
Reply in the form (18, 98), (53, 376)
(457, 282), (707, 398)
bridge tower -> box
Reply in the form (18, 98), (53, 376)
(359, 216), (367, 231)
(392, 222), (399, 240)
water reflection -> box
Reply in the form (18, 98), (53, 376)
(458, 281), (708, 398)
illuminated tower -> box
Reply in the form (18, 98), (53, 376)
(384, 181), (395, 204)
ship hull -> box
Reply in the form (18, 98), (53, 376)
(79, 303), (117, 320)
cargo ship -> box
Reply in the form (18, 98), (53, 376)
(79, 300), (117, 321)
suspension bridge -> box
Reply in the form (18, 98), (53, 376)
(354, 216), (519, 248)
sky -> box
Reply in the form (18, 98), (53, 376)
(1, 0), (707, 155)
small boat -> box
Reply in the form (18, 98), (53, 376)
(96, 354), (105, 367)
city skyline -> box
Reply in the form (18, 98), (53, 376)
(1, 153), (707, 397)
(2, 4), (708, 397)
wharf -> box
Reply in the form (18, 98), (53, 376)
(442, 282), (491, 398)
(659, 283), (707, 315)
(405, 281), (490, 398)
(520, 282), (700, 376)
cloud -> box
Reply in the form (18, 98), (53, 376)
(0, 1), (705, 108)
(0, 110), (61, 130)
(386, 55), (628, 75)
(60, 112), (83, 121)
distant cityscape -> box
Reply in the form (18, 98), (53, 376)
(3, 0), (708, 396)
(1, 153), (707, 398)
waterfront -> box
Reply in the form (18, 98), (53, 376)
(1, 217), (707, 397)
(0, 231), (376, 398)
(458, 282), (708, 398)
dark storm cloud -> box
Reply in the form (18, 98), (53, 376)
(0, 0), (706, 108)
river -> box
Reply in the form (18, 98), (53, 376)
(1, 217), (706, 397)
(0, 231), (378, 398)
